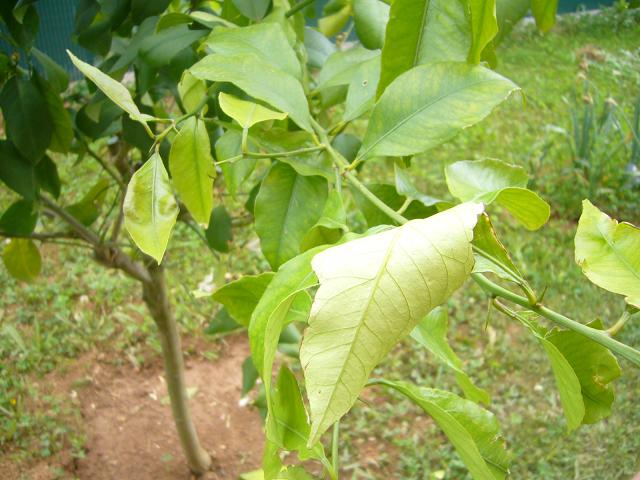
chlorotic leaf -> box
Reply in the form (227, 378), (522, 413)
(178, 71), (207, 113)
(190, 53), (312, 131)
(445, 159), (550, 230)
(2, 238), (42, 282)
(212, 272), (275, 326)
(411, 307), (490, 404)
(255, 163), (328, 269)
(123, 152), (179, 263)
(67, 50), (150, 126)
(531, 0), (558, 33)
(377, 0), (471, 97)
(301, 202), (484, 444)
(219, 92), (287, 129)
(360, 63), (519, 161)
(575, 200), (640, 308)
(468, 0), (498, 64)
(374, 380), (510, 480)
(169, 117), (215, 226)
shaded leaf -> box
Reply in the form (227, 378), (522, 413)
(123, 152), (179, 263)
(32, 48), (69, 93)
(215, 129), (257, 198)
(139, 25), (207, 67)
(575, 200), (640, 308)
(36, 156), (61, 199)
(0, 200), (37, 236)
(213, 272), (275, 327)
(232, 0), (271, 20)
(304, 27), (336, 69)
(205, 205), (233, 253)
(353, 0), (390, 50)
(178, 71), (207, 113)
(300, 191), (348, 251)
(35, 73), (73, 154)
(206, 307), (242, 335)
(301, 203), (483, 443)
(0, 140), (37, 200)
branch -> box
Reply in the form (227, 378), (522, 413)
(79, 137), (126, 190)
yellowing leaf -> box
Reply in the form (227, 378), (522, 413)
(178, 71), (207, 113)
(2, 238), (41, 282)
(169, 117), (215, 226)
(123, 152), (179, 263)
(575, 200), (640, 308)
(219, 92), (287, 129)
(300, 202), (484, 444)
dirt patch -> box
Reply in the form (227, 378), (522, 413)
(6, 334), (264, 479)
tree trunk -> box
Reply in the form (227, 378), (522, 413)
(142, 263), (212, 475)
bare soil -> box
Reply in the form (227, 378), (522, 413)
(3, 334), (264, 480)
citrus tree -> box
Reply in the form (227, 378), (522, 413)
(1, 0), (639, 478)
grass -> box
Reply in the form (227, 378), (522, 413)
(1, 6), (640, 479)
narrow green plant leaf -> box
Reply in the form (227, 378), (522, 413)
(531, 0), (558, 33)
(67, 50), (150, 127)
(361, 63), (519, 160)
(445, 159), (550, 230)
(123, 152), (179, 263)
(472, 214), (527, 287)
(205, 205), (233, 253)
(0, 75), (52, 162)
(411, 307), (490, 404)
(0, 200), (38, 236)
(0, 141), (37, 200)
(32, 48), (69, 93)
(204, 23), (301, 79)
(353, 0), (389, 50)
(575, 200), (640, 308)
(373, 380), (509, 480)
(377, 0), (471, 97)
(231, 0), (271, 20)
(190, 53), (312, 132)
(301, 203), (484, 444)
(255, 163), (328, 269)
(169, 117), (215, 226)
(547, 320), (622, 424)
(468, 0), (498, 64)
(2, 238), (41, 282)
(219, 92), (287, 129)
(212, 272), (275, 326)
(178, 71), (207, 113)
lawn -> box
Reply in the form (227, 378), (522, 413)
(1, 7), (639, 480)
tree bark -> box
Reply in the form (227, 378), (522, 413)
(142, 263), (212, 475)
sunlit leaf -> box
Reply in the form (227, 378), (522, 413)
(219, 92), (287, 129)
(361, 63), (518, 160)
(353, 0), (389, 50)
(468, 0), (498, 64)
(169, 117), (215, 226)
(123, 152), (179, 263)
(2, 238), (41, 282)
(301, 203), (483, 444)
(531, 0), (558, 33)
(178, 71), (207, 113)
(575, 200), (640, 308)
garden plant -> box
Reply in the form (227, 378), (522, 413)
(1, 0), (639, 478)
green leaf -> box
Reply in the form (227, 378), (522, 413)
(300, 191), (348, 252)
(139, 25), (207, 67)
(0, 75), (52, 162)
(32, 48), (69, 93)
(468, 0), (498, 64)
(531, 0), (558, 33)
(301, 203), (483, 444)
(242, 356), (260, 395)
(318, 5), (352, 38)
(361, 63), (519, 161)
(373, 380), (509, 480)
(36, 156), (61, 199)
(445, 159), (550, 230)
(255, 163), (328, 269)
(212, 272), (275, 326)
(215, 129), (257, 198)
(67, 50), (150, 127)
(205, 205), (233, 253)
(204, 23), (301, 79)
(411, 307), (490, 404)
(66, 178), (110, 226)
(178, 71), (207, 113)
(0, 200), (38, 236)
(123, 152), (179, 264)
(206, 307), (242, 336)
(304, 27), (336, 69)
(351, 183), (436, 227)
(377, 0), (471, 97)
(547, 321), (621, 424)
(169, 117), (215, 226)
(219, 92), (288, 129)
(472, 214), (527, 287)
(2, 238), (41, 282)
(353, 0), (390, 50)
(0, 140), (37, 200)
(575, 200), (640, 309)
(190, 53), (312, 132)
(231, 0), (271, 20)
(35, 74), (73, 154)
(131, 0), (172, 24)
(394, 164), (446, 208)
